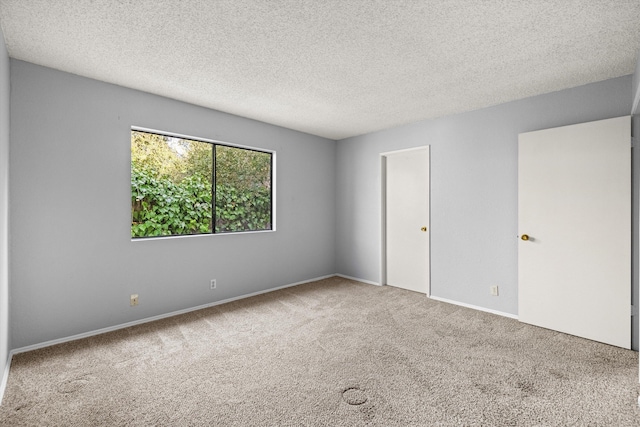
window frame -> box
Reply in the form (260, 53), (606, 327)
(130, 126), (276, 240)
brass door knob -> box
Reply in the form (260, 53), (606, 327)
(421, 226), (427, 232)
(521, 234), (530, 241)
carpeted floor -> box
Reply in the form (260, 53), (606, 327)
(0, 276), (639, 426)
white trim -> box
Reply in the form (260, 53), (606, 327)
(0, 353), (11, 406)
(632, 82), (640, 116)
(0, 274), (519, 405)
(379, 146), (431, 295)
(131, 229), (275, 242)
(429, 295), (519, 320)
(335, 274), (380, 286)
(2, 276), (334, 405)
(337, 276), (517, 319)
(131, 126), (274, 154)
(634, 51), (640, 116)
(379, 154), (388, 289)
(10, 274), (335, 356)
(271, 150), (277, 231)
(379, 146), (429, 156)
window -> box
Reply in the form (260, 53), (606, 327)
(131, 129), (273, 238)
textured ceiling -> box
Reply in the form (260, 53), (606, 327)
(1, 1), (639, 140)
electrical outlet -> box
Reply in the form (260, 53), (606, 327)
(210, 279), (217, 290)
(490, 286), (499, 296)
(130, 294), (139, 306)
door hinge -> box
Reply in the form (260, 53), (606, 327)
(632, 305), (638, 316)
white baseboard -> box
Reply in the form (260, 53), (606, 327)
(10, 274), (336, 357)
(429, 295), (519, 320)
(1, 274), (516, 405)
(337, 276), (517, 320)
(335, 274), (381, 286)
(0, 274), (336, 405)
(0, 353), (11, 406)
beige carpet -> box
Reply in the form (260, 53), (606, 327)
(1, 276), (638, 426)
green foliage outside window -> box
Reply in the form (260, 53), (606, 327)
(131, 130), (272, 238)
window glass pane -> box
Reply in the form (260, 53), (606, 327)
(131, 131), (213, 237)
(215, 145), (272, 233)
(131, 130), (273, 238)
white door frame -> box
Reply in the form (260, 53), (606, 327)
(380, 146), (431, 296)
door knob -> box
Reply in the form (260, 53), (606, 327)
(421, 226), (427, 232)
(521, 234), (530, 241)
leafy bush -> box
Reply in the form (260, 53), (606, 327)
(131, 164), (212, 237)
(132, 163), (271, 237)
(215, 183), (271, 233)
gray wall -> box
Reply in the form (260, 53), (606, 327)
(6, 59), (637, 350)
(336, 76), (632, 318)
(9, 60), (336, 349)
(0, 30), (9, 383)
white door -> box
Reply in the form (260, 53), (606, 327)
(384, 147), (430, 294)
(518, 116), (630, 349)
